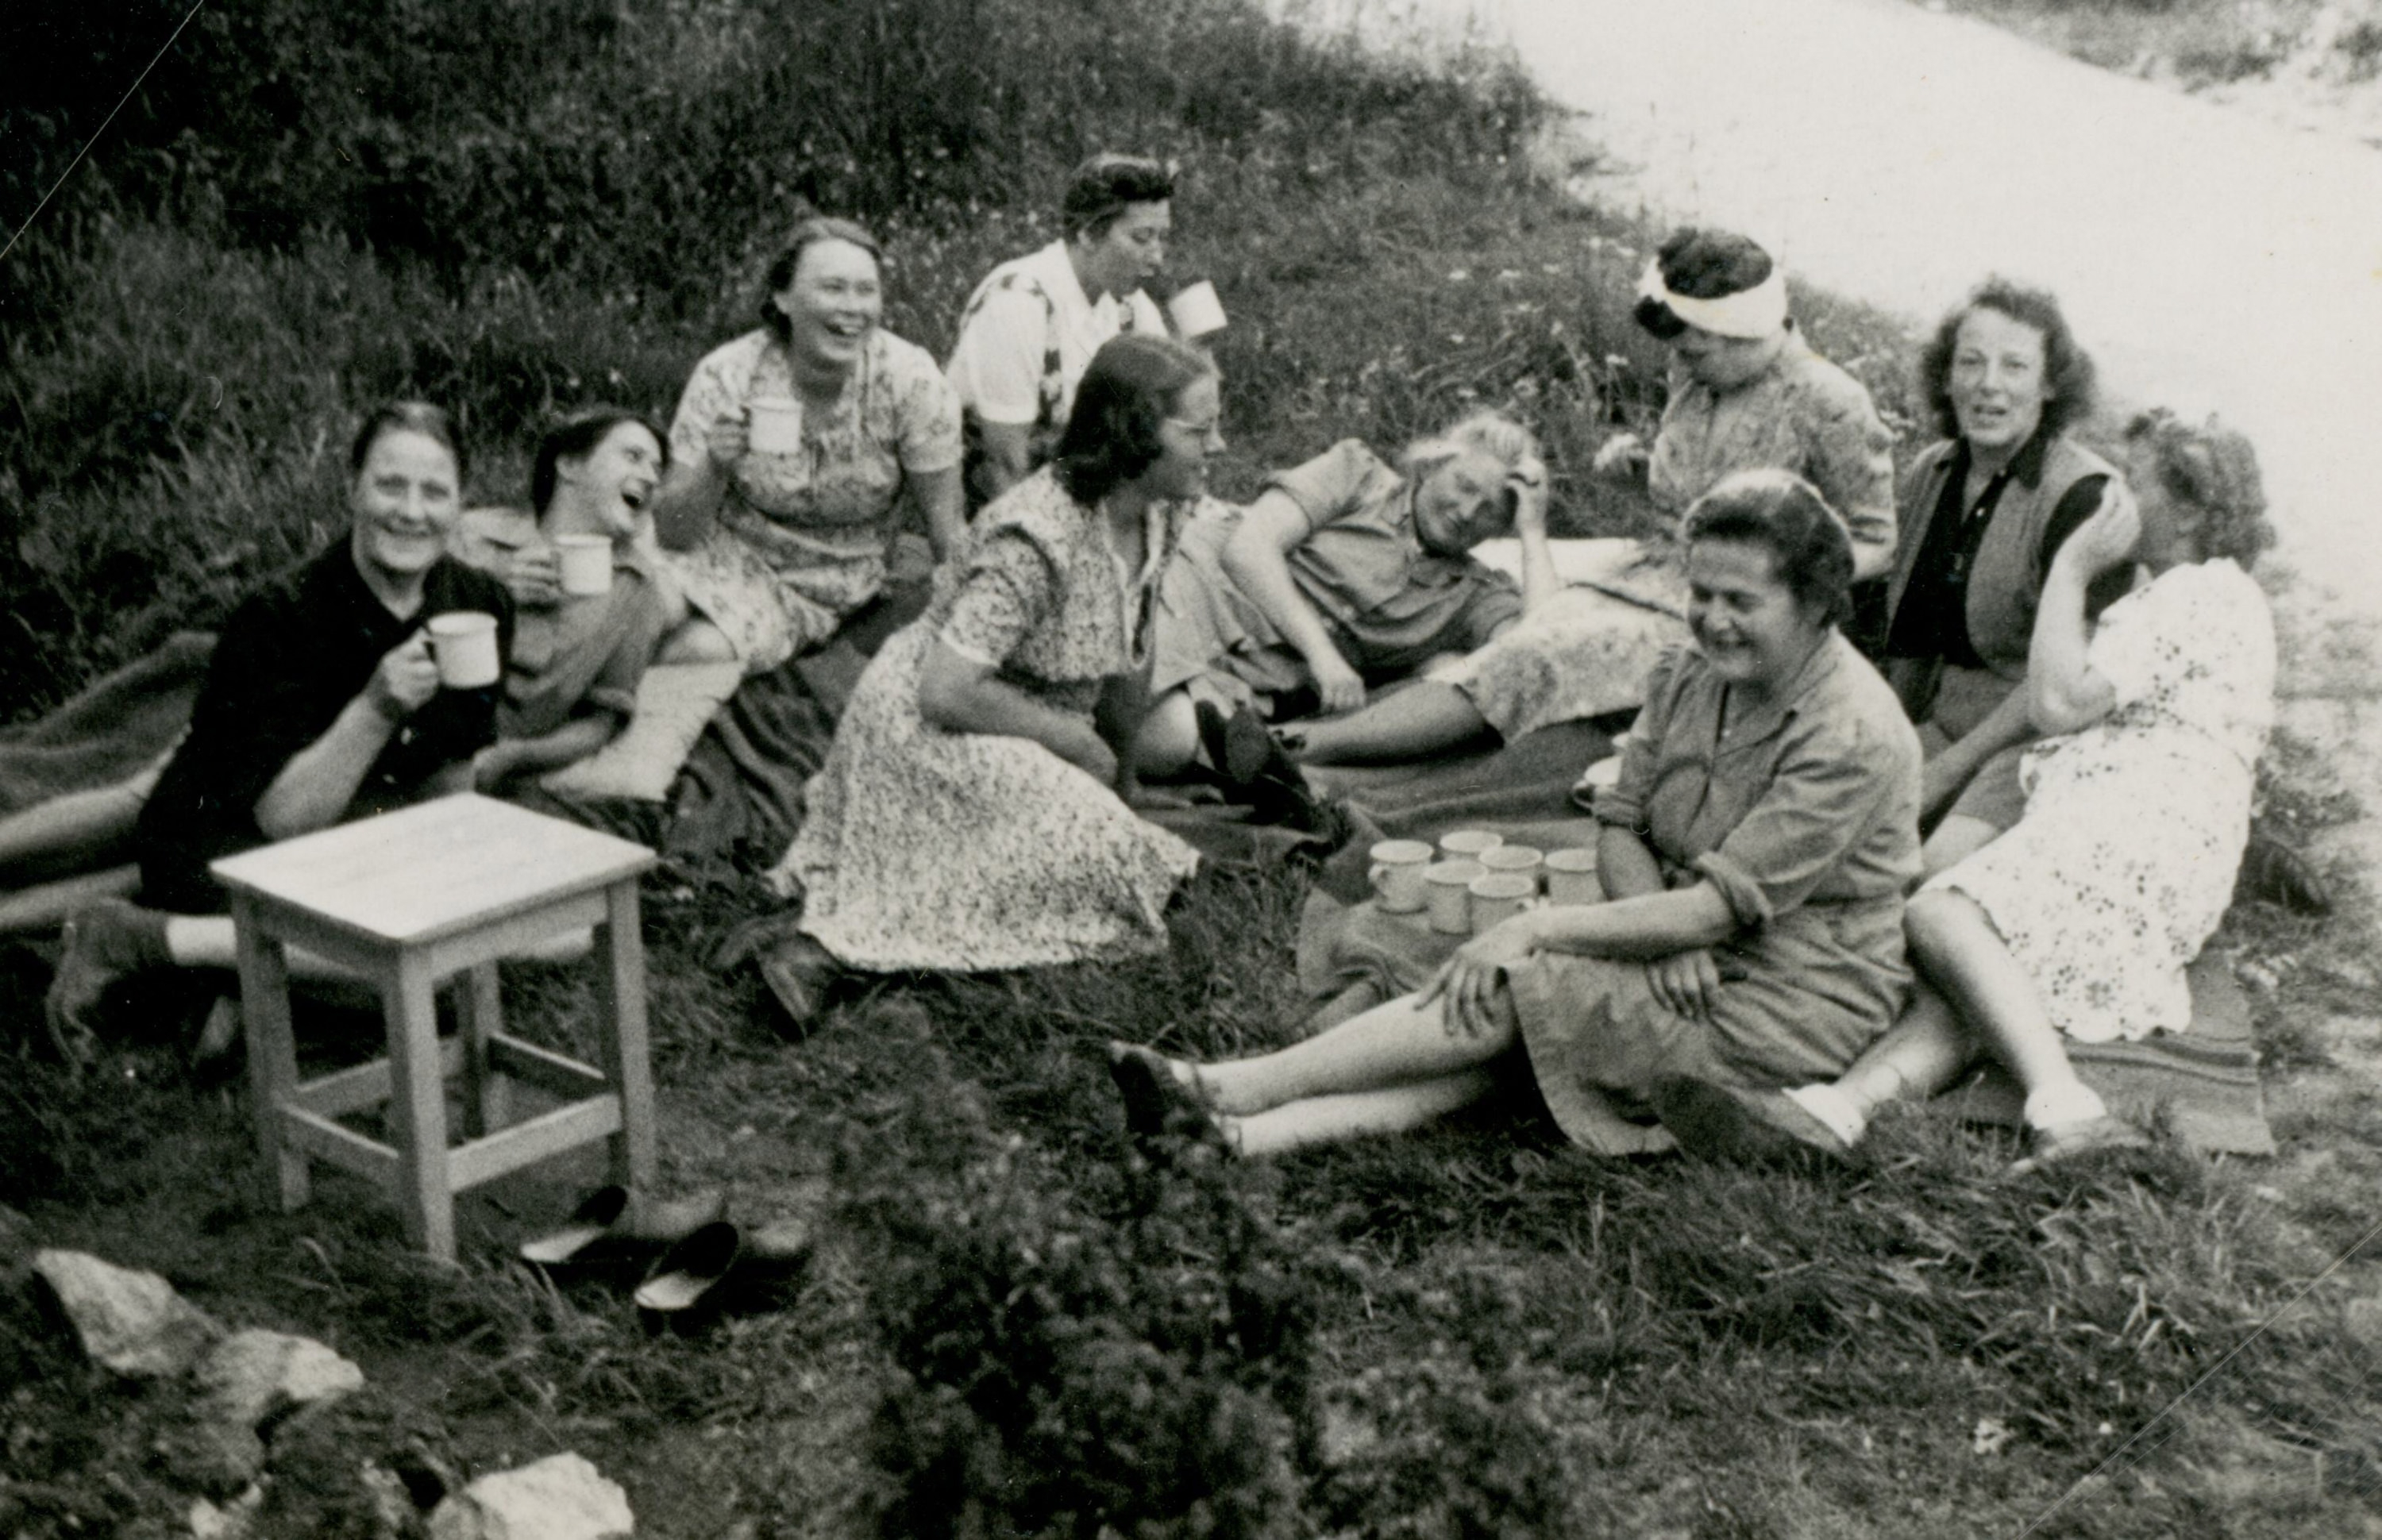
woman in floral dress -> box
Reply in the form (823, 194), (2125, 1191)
(755, 336), (1215, 1018)
(1661, 411), (2277, 1169)
(649, 216), (965, 673)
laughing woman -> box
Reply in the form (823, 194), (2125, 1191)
(649, 217), (965, 673)
(752, 336), (1213, 1022)
(1110, 471), (1921, 1157)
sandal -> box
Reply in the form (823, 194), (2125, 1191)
(634, 1220), (742, 1314)
(518, 1184), (728, 1267)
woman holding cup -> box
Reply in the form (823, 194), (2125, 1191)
(1108, 471), (1921, 1158)
(450, 408), (677, 791)
(46, 402), (514, 1053)
(649, 216), (966, 674)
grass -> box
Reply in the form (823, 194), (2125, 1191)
(1914, 0), (2334, 89)
(6, 0), (2382, 1536)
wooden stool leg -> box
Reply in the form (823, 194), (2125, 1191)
(596, 881), (657, 1203)
(381, 950), (456, 1262)
(229, 895), (307, 1213)
(453, 962), (509, 1138)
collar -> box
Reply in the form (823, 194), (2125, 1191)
(1713, 629), (1842, 748)
(1955, 426), (2055, 492)
(1037, 238), (1097, 316)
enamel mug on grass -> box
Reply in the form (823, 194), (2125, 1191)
(746, 395), (804, 456)
(1544, 846), (1601, 907)
(1478, 844), (1543, 888)
(1468, 871), (1536, 934)
(426, 611), (502, 690)
(554, 534), (613, 597)
(1367, 839), (1434, 914)
(1438, 829), (1502, 861)
(1423, 860), (1485, 936)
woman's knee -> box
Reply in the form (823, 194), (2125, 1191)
(657, 618), (738, 665)
(1904, 888), (1981, 968)
(1134, 690), (1201, 777)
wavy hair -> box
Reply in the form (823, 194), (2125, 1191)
(1050, 334), (1212, 506)
(1682, 468), (1856, 629)
(760, 215), (884, 345)
(1061, 153), (1176, 241)
(1918, 276), (2097, 445)
(349, 401), (465, 483)
(2125, 409), (2272, 568)
(1397, 410), (1542, 534)
(530, 407), (669, 516)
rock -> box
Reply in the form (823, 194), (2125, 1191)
(194, 1328), (365, 1432)
(426, 1453), (634, 1540)
(32, 1248), (222, 1377)
(188, 1484), (263, 1540)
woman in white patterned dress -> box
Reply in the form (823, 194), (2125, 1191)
(1659, 411), (2276, 1168)
(754, 337), (1213, 1017)
(648, 217), (966, 673)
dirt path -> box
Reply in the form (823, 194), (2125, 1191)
(1352, 0), (2382, 874)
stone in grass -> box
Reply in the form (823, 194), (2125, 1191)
(195, 1328), (366, 1432)
(30, 1247), (223, 1377)
(426, 1453), (634, 1540)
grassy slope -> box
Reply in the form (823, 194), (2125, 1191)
(4, 2), (2382, 1537)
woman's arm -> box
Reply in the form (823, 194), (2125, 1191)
(910, 465), (967, 564)
(918, 640), (1116, 785)
(1918, 683), (2037, 823)
(1220, 489), (1366, 712)
(649, 413), (746, 552)
(1519, 880), (1738, 959)
(2028, 483), (2139, 735)
(253, 636), (437, 840)
(1509, 460), (1560, 617)
(473, 714), (622, 789)
(1594, 822), (1669, 901)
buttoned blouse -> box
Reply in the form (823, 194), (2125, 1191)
(1596, 633), (1921, 928)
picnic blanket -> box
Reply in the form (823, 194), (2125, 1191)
(1292, 790), (2278, 1158)
(0, 632), (214, 814)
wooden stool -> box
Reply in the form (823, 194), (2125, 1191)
(212, 795), (658, 1262)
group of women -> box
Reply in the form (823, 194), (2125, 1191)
(37, 155), (2288, 1175)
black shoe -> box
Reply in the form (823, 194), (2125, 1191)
(2237, 830), (2331, 915)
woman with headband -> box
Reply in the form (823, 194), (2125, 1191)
(1270, 227), (1897, 769)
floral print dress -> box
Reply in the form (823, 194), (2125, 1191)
(1929, 559), (2275, 1042)
(662, 327), (962, 672)
(768, 469), (1201, 972)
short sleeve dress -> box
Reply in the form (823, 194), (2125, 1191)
(1507, 634), (1923, 1153)
(1925, 559), (2275, 1042)
(1147, 439), (1522, 714)
(1441, 332), (1896, 738)
(768, 468), (1202, 972)
(661, 326), (962, 673)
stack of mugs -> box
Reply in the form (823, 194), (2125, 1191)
(1367, 830), (1601, 936)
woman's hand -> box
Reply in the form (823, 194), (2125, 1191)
(1308, 647), (1367, 714)
(1646, 947), (1722, 1022)
(1592, 433), (1649, 482)
(1509, 456), (1551, 536)
(703, 410), (750, 471)
(2059, 479), (2142, 577)
(472, 741), (525, 791)
(367, 635), (441, 721)
(503, 546), (562, 609)
(1420, 918), (1536, 1039)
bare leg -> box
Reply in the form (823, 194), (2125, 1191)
(0, 753), (168, 881)
(1197, 988), (1513, 1115)
(1920, 814), (2001, 880)
(1288, 682), (1494, 766)
(1231, 1070), (1497, 1157)
(1903, 890), (2094, 1113)
(1831, 980), (1977, 1121)
(1133, 688), (1202, 779)
(655, 618), (738, 665)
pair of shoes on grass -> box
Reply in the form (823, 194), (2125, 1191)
(44, 897), (172, 1069)
(1108, 1041), (1233, 1154)
(517, 1184), (811, 1319)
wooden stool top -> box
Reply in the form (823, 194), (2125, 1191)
(212, 794), (656, 948)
